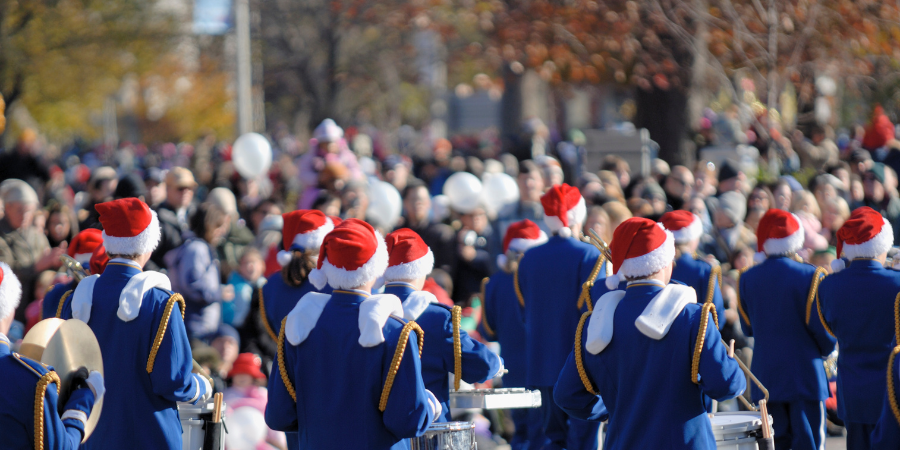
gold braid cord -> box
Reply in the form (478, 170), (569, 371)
(735, 268), (751, 327)
(34, 371), (61, 450)
(691, 302), (719, 384)
(514, 266), (525, 308)
(815, 287), (835, 338)
(277, 318), (296, 402)
(258, 286), (277, 342)
(805, 267), (827, 325)
(379, 321), (424, 412)
(889, 346), (900, 427)
(895, 291), (900, 345)
(146, 293), (186, 374)
(479, 277), (495, 338)
(56, 290), (73, 319)
(704, 266), (721, 308)
(575, 311), (598, 395)
(577, 255), (606, 312)
(452, 306), (463, 391)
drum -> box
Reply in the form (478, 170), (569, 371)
(409, 422), (476, 450)
(710, 412), (774, 450)
(449, 388), (542, 410)
(179, 402), (224, 450)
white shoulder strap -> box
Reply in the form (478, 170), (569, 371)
(358, 294), (404, 348)
(585, 290), (626, 354)
(634, 284), (697, 340)
(71, 275), (100, 323)
(118, 272), (172, 322)
(284, 292), (332, 345)
(401, 290), (438, 321)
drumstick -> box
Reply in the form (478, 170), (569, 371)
(759, 399), (771, 439)
(212, 392), (224, 423)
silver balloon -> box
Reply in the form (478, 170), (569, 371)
(481, 172), (519, 216)
(232, 133), (273, 179)
(366, 181), (402, 229)
(442, 172), (483, 213)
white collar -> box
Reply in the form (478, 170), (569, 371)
(626, 279), (666, 287)
(0, 333), (8, 345)
(110, 258), (143, 270)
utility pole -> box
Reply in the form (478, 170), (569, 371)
(767, 0), (778, 115)
(235, 0), (253, 135)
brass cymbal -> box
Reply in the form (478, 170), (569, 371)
(19, 318), (65, 361)
(42, 319), (104, 442)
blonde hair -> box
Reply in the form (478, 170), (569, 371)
(824, 196), (850, 220)
(791, 190), (821, 220)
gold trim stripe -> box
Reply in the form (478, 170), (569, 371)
(479, 277), (495, 338)
(34, 371), (61, 450)
(704, 265), (721, 307)
(889, 346), (900, 427)
(452, 306), (462, 391)
(736, 268), (751, 327)
(146, 293), (186, 373)
(258, 287), (277, 342)
(56, 290), (73, 319)
(577, 255), (606, 312)
(379, 321), (424, 412)
(805, 267), (827, 325)
(691, 302), (718, 384)
(277, 318), (296, 402)
(574, 311), (598, 395)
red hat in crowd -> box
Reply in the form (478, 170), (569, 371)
(541, 184), (586, 238)
(832, 206), (894, 272)
(277, 210), (334, 266)
(498, 220), (548, 267)
(756, 209), (804, 256)
(309, 219), (388, 290)
(96, 198), (160, 256)
(659, 211), (703, 244)
(227, 353), (266, 380)
(383, 229), (434, 282)
(605, 218), (675, 289)
(90, 244), (109, 275)
(0, 261), (22, 321)
(67, 228), (104, 264)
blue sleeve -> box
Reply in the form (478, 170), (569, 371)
(180, 242), (222, 305)
(382, 326), (434, 438)
(553, 350), (608, 422)
(808, 281), (837, 357)
(693, 309), (746, 401)
(42, 284), (67, 320)
(149, 292), (205, 403)
(265, 340), (299, 432)
(44, 382), (93, 450)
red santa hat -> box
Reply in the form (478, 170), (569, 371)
(277, 210), (335, 266)
(658, 210), (703, 244)
(329, 216), (343, 226)
(309, 219), (389, 290)
(67, 228), (104, 264)
(96, 198), (160, 256)
(90, 244), (109, 275)
(605, 218), (675, 290)
(756, 209), (804, 257)
(0, 261), (22, 320)
(541, 184), (586, 238)
(832, 206), (894, 272)
(498, 219), (548, 267)
(383, 229), (434, 282)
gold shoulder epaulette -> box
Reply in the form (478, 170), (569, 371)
(379, 320), (424, 412)
(146, 293), (186, 374)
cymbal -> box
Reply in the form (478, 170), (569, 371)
(42, 319), (104, 442)
(19, 318), (65, 361)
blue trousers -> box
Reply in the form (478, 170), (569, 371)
(511, 408), (546, 450)
(769, 400), (825, 450)
(534, 387), (599, 450)
(846, 421), (875, 450)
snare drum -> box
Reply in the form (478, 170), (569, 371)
(709, 412), (773, 450)
(178, 402), (224, 450)
(409, 421), (476, 450)
(449, 388), (542, 410)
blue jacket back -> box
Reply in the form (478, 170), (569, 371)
(479, 270), (528, 388)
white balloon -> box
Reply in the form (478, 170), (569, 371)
(481, 173), (519, 216)
(366, 181), (402, 229)
(442, 172), (483, 213)
(431, 195), (451, 222)
(233, 133), (273, 179)
(223, 406), (267, 450)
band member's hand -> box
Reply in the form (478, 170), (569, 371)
(196, 373), (213, 403)
(85, 371), (105, 399)
(424, 389), (441, 420)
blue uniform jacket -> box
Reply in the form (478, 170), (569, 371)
(872, 342), (900, 450)
(819, 259), (899, 424)
(479, 270), (528, 388)
(672, 253), (725, 330)
(266, 289), (435, 449)
(385, 282), (501, 421)
(519, 236), (604, 387)
(261, 274), (332, 341)
(42, 281), (74, 320)
(554, 282), (746, 450)
(738, 256), (835, 402)
(69, 261), (208, 450)
(0, 335), (96, 450)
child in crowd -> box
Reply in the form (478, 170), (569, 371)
(224, 353), (286, 450)
(224, 247), (266, 328)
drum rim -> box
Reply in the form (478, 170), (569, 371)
(427, 421), (476, 432)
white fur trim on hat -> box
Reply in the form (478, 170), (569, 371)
(0, 261), (22, 320)
(383, 249), (434, 282)
(277, 251), (294, 267)
(605, 273), (621, 290)
(507, 232), (549, 253)
(670, 217), (703, 244)
(617, 227), (676, 279)
(292, 218), (334, 251)
(543, 197), (587, 233)
(831, 258), (846, 273)
(762, 218), (804, 256)
(496, 254), (508, 268)
(102, 209), (161, 256)
(842, 218), (894, 260)
(311, 230), (390, 290)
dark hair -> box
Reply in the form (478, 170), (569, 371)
(312, 191), (340, 210)
(518, 160), (540, 176)
(281, 250), (317, 287)
(190, 203), (228, 243)
(402, 179), (428, 200)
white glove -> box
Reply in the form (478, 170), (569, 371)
(424, 389), (441, 421)
(85, 371), (105, 400)
(492, 355), (506, 379)
(196, 373), (213, 403)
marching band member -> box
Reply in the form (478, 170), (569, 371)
(266, 219), (438, 449)
(554, 218), (745, 449)
(871, 341), (900, 449)
(479, 219), (547, 450)
(818, 207), (899, 450)
(383, 228), (502, 422)
(42, 229), (104, 320)
(0, 261), (106, 450)
(659, 210), (725, 329)
(71, 198), (211, 449)
(738, 209), (835, 450)
(518, 183), (604, 450)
